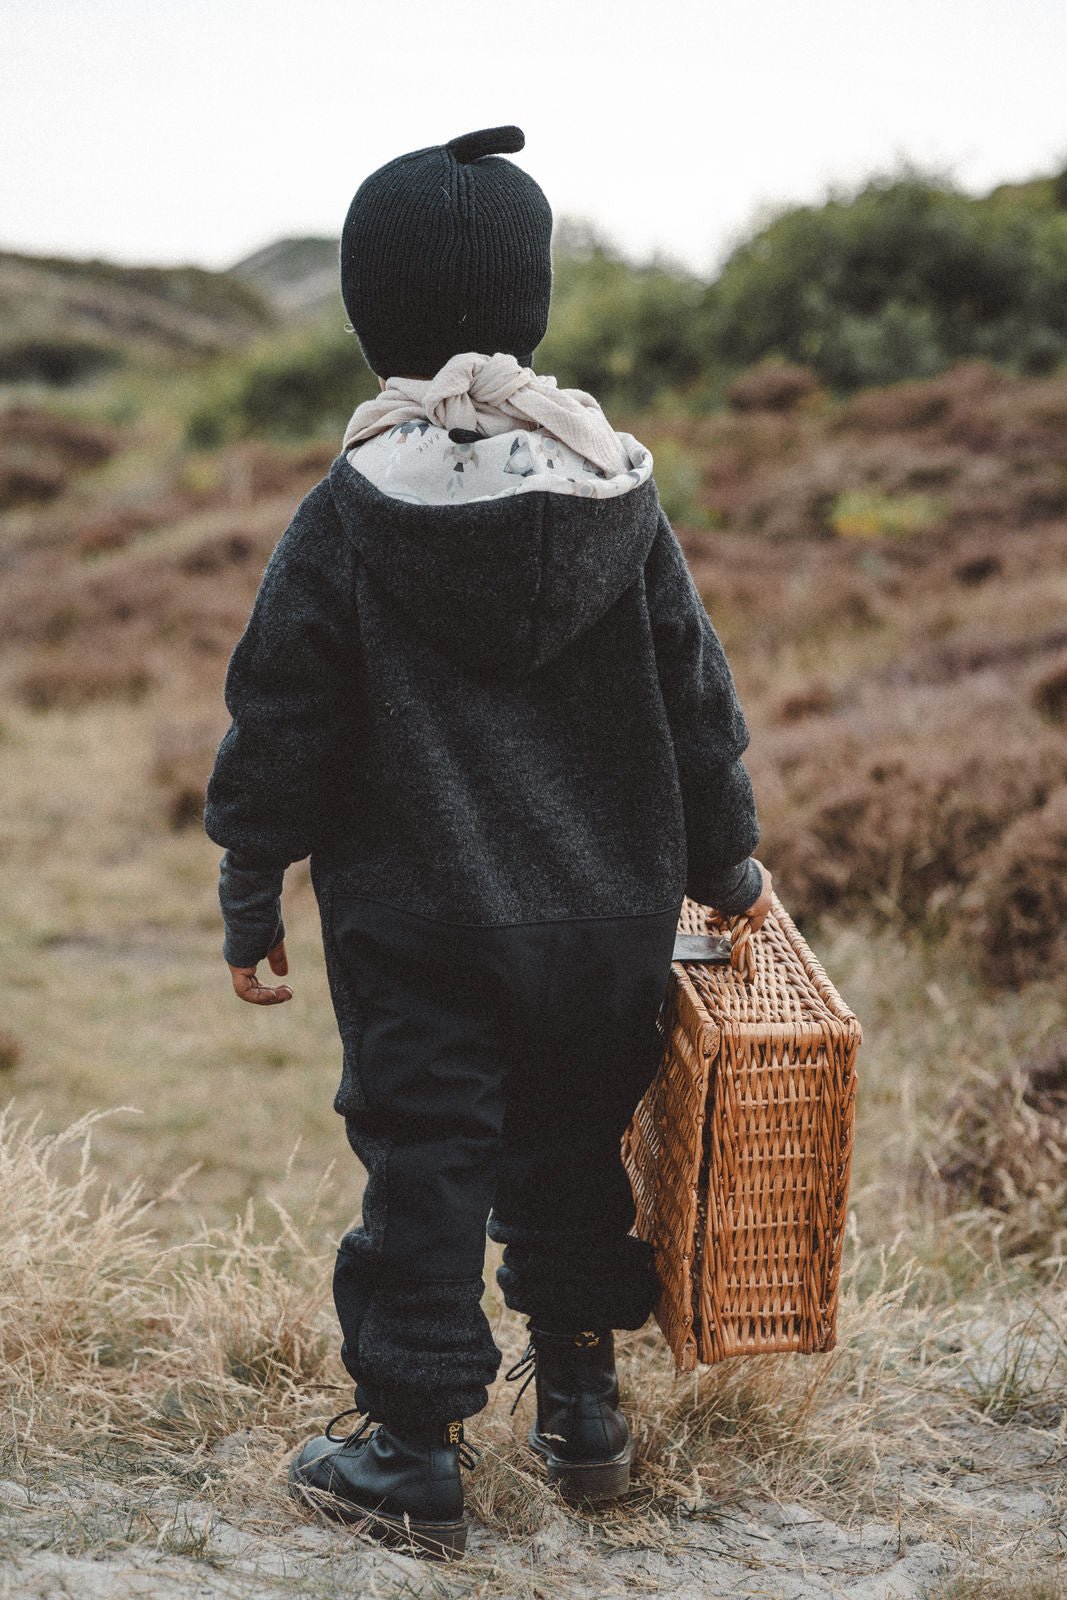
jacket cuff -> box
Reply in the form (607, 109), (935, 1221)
(693, 856), (763, 919)
(222, 915), (286, 969)
(218, 851), (287, 967)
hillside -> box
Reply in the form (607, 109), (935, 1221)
(0, 250), (276, 385)
(230, 235), (344, 321)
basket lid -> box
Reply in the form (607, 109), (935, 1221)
(675, 895), (860, 1035)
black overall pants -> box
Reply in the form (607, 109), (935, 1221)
(324, 890), (681, 1433)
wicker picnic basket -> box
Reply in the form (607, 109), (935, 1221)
(622, 892), (861, 1372)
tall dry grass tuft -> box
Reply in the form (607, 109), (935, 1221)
(0, 1107), (339, 1493)
(0, 1107), (159, 1438)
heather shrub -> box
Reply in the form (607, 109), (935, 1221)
(16, 646), (153, 711)
(965, 784), (1067, 987)
(730, 440), (863, 540)
(726, 360), (824, 414)
(836, 378), (956, 434)
(0, 405), (117, 465)
(0, 459), (65, 508)
(1031, 652), (1067, 725)
(760, 724), (1067, 942)
(952, 549), (1001, 586)
(76, 505), (161, 557)
(1, 511), (281, 709)
(674, 363), (1067, 539)
(771, 679), (841, 725)
(0, 405), (117, 507)
(932, 1030), (1067, 1267)
(177, 528), (257, 575)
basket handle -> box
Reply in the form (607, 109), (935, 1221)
(727, 914), (757, 982)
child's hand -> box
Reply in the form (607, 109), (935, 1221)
(742, 860), (774, 933)
(228, 939), (294, 1005)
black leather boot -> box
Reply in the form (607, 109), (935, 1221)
(288, 1408), (475, 1559)
(504, 1326), (633, 1501)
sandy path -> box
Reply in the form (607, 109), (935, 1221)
(2, 1411), (1061, 1600)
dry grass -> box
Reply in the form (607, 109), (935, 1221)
(931, 1577), (1067, 1600)
(1, 1105), (1063, 1595)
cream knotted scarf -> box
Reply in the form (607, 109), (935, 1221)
(342, 351), (630, 478)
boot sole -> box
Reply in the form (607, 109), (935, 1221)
(288, 1474), (467, 1560)
(527, 1426), (633, 1502)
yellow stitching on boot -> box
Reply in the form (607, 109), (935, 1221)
(447, 1421), (463, 1444)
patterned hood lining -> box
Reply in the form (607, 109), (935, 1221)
(346, 422), (653, 506)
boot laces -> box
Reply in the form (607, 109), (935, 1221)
(323, 1406), (479, 1468)
(503, 1340), (537, 1416)
(503, 1329), (611, 1415)
(323, 1406), (375, 1447)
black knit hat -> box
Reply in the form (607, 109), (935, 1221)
(340, 126), (553, 379)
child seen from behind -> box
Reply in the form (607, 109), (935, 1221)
(205, 124), (771, 1560)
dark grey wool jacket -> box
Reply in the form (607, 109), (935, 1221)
(204, 453), (761, 967)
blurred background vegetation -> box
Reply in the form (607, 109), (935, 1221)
(6, 160), (1067, 444)
(191, 162), (1067, 439)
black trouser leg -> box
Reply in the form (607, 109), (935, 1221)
(487, 903), (680, 1330)
(324, 891), (680, 1427)
(327, 895), (507, 1431)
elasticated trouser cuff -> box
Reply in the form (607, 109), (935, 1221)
(333, 1240), (501, 1429)
(487, 1218), (661, 1331)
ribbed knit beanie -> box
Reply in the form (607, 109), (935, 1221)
(340, 126), (553, 380)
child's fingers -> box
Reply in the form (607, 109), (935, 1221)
(229, 965), (294, 1005)
(254, 982), (293, 1004)
(743, 861), (774, 932)
(267, 940), (289, 976)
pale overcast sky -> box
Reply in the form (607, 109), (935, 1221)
(2, 0), (1065, 277)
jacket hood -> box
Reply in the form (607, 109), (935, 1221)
(328, 448), (662, 681)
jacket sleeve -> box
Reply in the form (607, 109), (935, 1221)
(645, 507), (762, 916)
(204, 495), (357, 964)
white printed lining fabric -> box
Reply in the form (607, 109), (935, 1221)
(346, 424), (653, 506)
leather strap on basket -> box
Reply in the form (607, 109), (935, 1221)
(728, 914), (757, 983)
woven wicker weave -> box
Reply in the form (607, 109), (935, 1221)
(622, 892), (860, 1372)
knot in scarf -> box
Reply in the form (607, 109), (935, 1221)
(343, 352), (629, 479)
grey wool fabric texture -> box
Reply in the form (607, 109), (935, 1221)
(204, 455), (761, 967)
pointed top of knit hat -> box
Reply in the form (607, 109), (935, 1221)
(446, 126), (525, 162)
(340, 126), (553, 380)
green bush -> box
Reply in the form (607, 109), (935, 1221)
(538, 224), (714, 411)
(186, 325), (377, 446)
(0, 337), (120, 385)
(647, 437), (716, 531)
(703, 168), (1067, 391)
